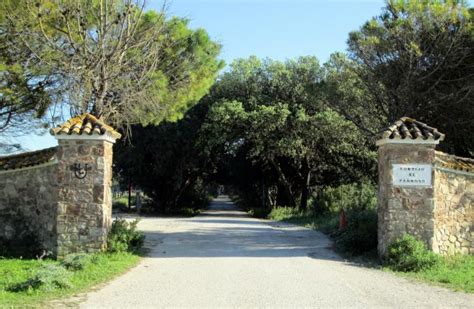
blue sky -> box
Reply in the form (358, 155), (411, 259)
(11, 0), (401, 151)
(161, 0), (386, 64)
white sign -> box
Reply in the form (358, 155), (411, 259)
(392, 164), (432, 187)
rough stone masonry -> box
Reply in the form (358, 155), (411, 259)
(377, 117), (473, 257)
(0, 114), (120, 257)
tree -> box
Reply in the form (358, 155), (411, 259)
(0, 1), (53, 151)
(200, 57), (375, 210)
(343, 0), (474, 156)
(114, 102), (214, 213)
(323, 52), (386, 137)
(0, 0), (223, 133)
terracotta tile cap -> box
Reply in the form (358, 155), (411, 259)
(50, 113), (121, 139)
(379, 117), (445, 141)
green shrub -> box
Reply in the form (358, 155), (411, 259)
(112, 196), (137, 213)
(60, 253), (93, 271)
(268, 205), (377, 256)
(176, 179), (213, 210)
(268, 206), (303, 221)
(387, 234), (440, 272)
(107, 219), (145, 253)
(332, 209), (377, 256)
(8, 264), (71, 293)
(311, 182), (377, 214)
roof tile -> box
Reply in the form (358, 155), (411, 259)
(435, 152), (474, 173)
(380, 117), (445, 141)
(0, 147), (58, 171)
(50, 114), (121, 139)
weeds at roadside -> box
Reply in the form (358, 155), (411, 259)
(267, 208), (473, 293)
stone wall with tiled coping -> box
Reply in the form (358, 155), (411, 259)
(377, 143), (473, 257)
(0, 115), (118, 257)
(0, 138), (115, 257)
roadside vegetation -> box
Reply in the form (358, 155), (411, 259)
(0, 252), (140, 306)
(268, 204), (474, 293)
(399, 255), (474, 293)
(0, 219), (145, 306)
(265, 182), (378, 258)
(387, 236), (474, 293)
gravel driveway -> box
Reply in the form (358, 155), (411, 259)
(77, 196), (474, 308)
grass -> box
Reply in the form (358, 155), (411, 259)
(266, 206), (473, 293)
(112, 195), (137, 212)
(267, 206), (339, 234)
(0, 252), (141, 306)
(391, 254), (474, 293)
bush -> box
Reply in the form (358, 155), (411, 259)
(386, 234), (440, 272)
(332, 209), (378, 256)
(268, 207), (303, 221)
(112, 196), (137, 213)
(107, 219), (145, 253)
(311, 182), (377, 214)
(60, 253), (93, 271)
(176, 179), (213, 210)
(8, 264), (71, 293)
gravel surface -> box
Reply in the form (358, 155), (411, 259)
(76, 196), (474, 308)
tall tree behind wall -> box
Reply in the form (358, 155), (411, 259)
(0, 0), (223, 135)
(332, 0), (474, 156)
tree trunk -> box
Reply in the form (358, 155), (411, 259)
(128, 177), (132, 211)
(270, 159), (296, 207)
(300, 170), (311, 210)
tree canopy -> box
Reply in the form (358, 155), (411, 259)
(332, 0), (474, 156)
(3, 0), (473, 214)
(198, 57), (376, 209)
(0, 0), (223, 133)
(115, 0), (474, 214)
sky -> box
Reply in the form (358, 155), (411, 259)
(12, 0), (392, 152)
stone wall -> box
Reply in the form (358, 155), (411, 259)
(0, 160), (59, 254)
(432, 154), (474, 255)
(377, 143), (437, 257)
(377, 117), (473, 257)
(0, 114), (120, 258)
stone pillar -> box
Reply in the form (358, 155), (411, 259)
(51, 114), (120, 257)
(376, 117), (444, 258)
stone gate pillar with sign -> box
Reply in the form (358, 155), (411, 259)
(51, 114), (121, 256)
(376, 117), (445, 258)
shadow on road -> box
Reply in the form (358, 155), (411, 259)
(139, 196), (341, 262)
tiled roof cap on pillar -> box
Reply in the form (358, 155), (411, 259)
(50, 113), (121, 142)
(376, 117), (445, 146)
